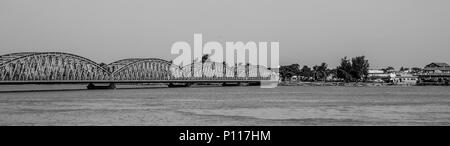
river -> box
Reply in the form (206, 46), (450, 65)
(0, 85), (449, 125)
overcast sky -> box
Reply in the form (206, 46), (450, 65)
(1, 0), (449, 69)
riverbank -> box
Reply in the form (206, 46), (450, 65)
(279, 82), (403, 87)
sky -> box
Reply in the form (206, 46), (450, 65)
(1, 0), (450, 69)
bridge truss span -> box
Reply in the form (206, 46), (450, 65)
(0, 52), (111, 81)
(110, 58), (173, 80)
(0, 52), (278, 84)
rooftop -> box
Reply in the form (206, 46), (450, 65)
(425, 62), (450, 68)
(424, 62), (450, 71)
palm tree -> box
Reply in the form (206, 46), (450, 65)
(201, 54), (210, 78)
(319, 62), (328, 82)
(201, 54), (210, 63)
(313, 63), (328, 82)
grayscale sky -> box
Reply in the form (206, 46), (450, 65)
(1, 0), (449, 69)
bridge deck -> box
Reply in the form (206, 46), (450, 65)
(0, 80), (270, 85)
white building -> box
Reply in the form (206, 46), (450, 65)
(391, 73), (418, 85)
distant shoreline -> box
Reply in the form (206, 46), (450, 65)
(278, 81), (449, 87)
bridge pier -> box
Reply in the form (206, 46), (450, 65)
(168, 83), (192, 88)
(87, 83), (116, 90)
(248, 81), (261, 86)
(222, 82), (241, 86)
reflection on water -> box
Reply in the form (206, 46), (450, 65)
(0, 85), (449, 126)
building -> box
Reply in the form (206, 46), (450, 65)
(368, 69), (391, 83)
(392, 73), (418, 85)
(423, 62), (450, 74)
(368, 69), (384, 75)
(418, 62), (450, 85)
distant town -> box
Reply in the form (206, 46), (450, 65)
(279, 56), (450, 86)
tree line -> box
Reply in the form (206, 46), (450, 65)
(279, 56), (370, 82)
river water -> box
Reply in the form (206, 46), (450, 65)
(0, 85), (449, 126)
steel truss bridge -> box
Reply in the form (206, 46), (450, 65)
(0, 52), (278, 89)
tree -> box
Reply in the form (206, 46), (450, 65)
(279, 66), (291, 81)
(201, 54), (210, 63)
(313, 63), (328, 81)
(336, 56), (370, 82)
(336, 57), (353, 82)
(382, 66), (395, 73)
(199, 54), (211, 77)
(312, 65), (319, 81)
(351, 56), (370, 81)
(279, 64), (301, 81)
(290, 64), (301, 76)
(300, 65), (312, 80)
(327, 68), (337, 81)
